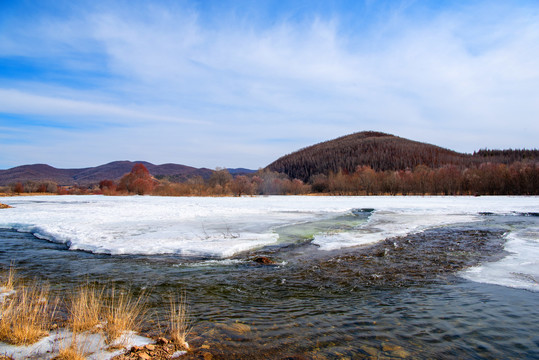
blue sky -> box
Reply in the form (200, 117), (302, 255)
(1, 0), (538, 169)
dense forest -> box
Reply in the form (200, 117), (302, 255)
(267, 131), (539, 182)
(473, 149), (539, 164)
(267, 131), (472, 181)
(1, 132), (537, 196)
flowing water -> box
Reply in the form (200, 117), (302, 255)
(0, 195), (538, 359)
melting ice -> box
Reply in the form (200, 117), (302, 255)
(1, 195), (538, 290)
(462, 224), (539, 292)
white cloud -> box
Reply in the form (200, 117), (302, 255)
(1, 1), (538, 169)
(0, 89), (206, 125)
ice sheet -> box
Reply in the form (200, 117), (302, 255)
(1, 195), (538, 292)
(462, 225), (539, 292)
(1, 195), (536, 258)
(313, 212), (478, 250)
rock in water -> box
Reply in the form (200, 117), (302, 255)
(382, 343), (411, 358)
(253, 256), (276, 265)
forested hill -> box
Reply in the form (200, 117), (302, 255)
(266, 131), (470, 182)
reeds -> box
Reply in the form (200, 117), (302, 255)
(0, 270), (192, 356)
(54, 284), (104, 360)
(102, 287), (147, 345)
(169, 293), (191, 349)
(54, 345), (87, 360)
(0, 283), (57, 345)
(0, 264), (15, 291)
(68, 284), (103, 333)
(67, 284), (148, 345)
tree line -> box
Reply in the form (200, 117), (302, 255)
(95, 161), (539, 196)
(97, 165), (311, 196)
(2, 160), (537, 197)
(318, 162), (538, 195)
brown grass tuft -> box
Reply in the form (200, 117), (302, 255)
(1, 263), (16, 291)
(168, 293), (191, 349)
(0, 282), (57, 345)
(68, 284), (103, 333)
(53, 345), (87, 360)
(102, 287), (147, 345)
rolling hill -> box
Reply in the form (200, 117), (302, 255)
(0, 161), (213, 186)
(267, 131), (473, 182)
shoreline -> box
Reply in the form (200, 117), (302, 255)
(2, 192), (534, 198)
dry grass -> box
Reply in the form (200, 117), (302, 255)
(0, 193), (56, 197)
(168, 293), (191, 349)
(102, 287), (147, 345)
(68, 284), (103, 333)
(67, 283), (147, 344)
(1, 264), (15, 291)
(55, 283), (106, 360)
(0, 276), (193, 357)
(0, 283), (57, 345)
(54, 345), (87, 360)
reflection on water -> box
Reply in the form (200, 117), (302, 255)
(1, 214), (538, 359)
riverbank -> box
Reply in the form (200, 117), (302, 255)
(0, 273), (189, 360)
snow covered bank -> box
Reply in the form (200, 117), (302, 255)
(0, 328), (152, 360)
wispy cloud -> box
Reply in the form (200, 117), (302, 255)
(0, 89), (206, 125)
(1, 0), (538, 169)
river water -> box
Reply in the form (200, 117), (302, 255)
(0, 195), (538, 359)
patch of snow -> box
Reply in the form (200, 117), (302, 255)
(0, 329), (153, 360)
(0, 288), (15, 302)
(171, 350), (188, 358)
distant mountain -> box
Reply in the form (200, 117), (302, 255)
(266, 131), (471, 182)
(0, 161), (213, 186)
(227, 168), (257, 175)
(0, 164), (82, 186)
(73, 161), (214, 183)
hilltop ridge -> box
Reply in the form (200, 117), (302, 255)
(0, 161), (213, 186)
(266, 131), (472, 181)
